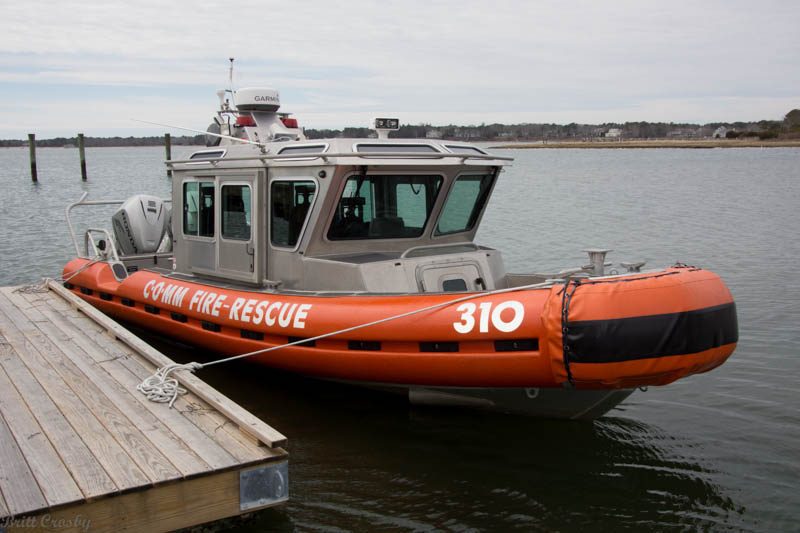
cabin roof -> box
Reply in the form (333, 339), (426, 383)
(169, 138), (512, 171)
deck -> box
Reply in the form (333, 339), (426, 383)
(0, 281), (288, 533)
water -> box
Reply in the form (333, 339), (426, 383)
(1, 145), (798, 531)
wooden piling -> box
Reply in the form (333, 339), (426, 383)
(78, 133), (87, 181)
(165, 133), (172, 177)
(28, 134), (37, 182)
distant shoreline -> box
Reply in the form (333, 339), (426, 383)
(4, 138), (799, 150)
(490, 139), (800, 149)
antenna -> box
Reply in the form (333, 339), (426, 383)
(228, 57), (236, 107)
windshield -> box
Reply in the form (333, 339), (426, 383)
(328, 174), (442, 240)
(435, 173), (495, 235)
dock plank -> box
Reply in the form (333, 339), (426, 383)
(39, 289), (280, 464)
(0, 288), (182, 485)
(48, 280), (288, 449)
(22, 300), (214, 478)
(0, 484), (8, 518)
(0, 408), (47, 516)
(23, 291), (242, 474)
(0, 360), (83, 508)
(85, 329), (273, 464)
(40, 291), (280, 464)
(0, 328), (117, 500)
(0, 295), (151, 492)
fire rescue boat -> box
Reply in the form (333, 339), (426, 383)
(61, 77), (737, 419)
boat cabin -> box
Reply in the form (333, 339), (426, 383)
(78, 85), (516, 295)
(168, 138), (512, 294)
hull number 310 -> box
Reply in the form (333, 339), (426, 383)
(453, 301), (524, 334)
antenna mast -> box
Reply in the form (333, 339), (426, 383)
(228, 57), (236, 107)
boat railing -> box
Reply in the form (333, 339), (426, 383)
(84, 228), (121, 262)
(66, 192), (171, 258)
(166, 151), (514, 166)
(400, 242), (481, 258)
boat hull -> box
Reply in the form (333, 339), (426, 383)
(62, 260), (737, 396)
(403, 385), (634, 419)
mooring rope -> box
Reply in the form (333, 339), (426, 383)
(136, 362), (203, 408)
(14, 256), (103, 294)
(137, 280), (558, 408)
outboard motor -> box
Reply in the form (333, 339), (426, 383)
(112, 195), (170, 255)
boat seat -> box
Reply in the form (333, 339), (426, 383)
(223, 195), (250, 240)
(224, 211), (250, 239)
(369, 216), (405, 238)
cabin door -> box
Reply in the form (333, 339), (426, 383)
(216, 174), (260, 284)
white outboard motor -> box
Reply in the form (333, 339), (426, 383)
(112, 195), (170, 255)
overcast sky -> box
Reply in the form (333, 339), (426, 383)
(1, 0), (798, 139)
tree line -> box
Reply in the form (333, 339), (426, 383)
(0, 135), (205, 148)
(3, 110), (798, 146)
(306, 111), (800, 141)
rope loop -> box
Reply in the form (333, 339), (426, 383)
(14, 278), (53, 294)
(136, 362), (203, 408)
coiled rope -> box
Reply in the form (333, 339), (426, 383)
(136, 362), (203, 407)
(137, 280), (557, 408)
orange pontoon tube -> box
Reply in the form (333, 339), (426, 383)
(63, 260), (736, 391)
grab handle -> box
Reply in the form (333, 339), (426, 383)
(400, 242), (479, 258)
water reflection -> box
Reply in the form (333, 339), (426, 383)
(140, 331), (746, 532)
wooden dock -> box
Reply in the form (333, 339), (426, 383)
(0, 281), (288, 533)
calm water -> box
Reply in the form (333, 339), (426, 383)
(1, 145), (798, 531)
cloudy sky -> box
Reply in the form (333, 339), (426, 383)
(1, 0), (798, 139)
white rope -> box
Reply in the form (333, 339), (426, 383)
(14, 257), (103, 294)
(208, 280), (555, 368)
(61, 257), (103, 283)
(136, 280), (558, 407)
(13, 279), (52, 294)
(135, 362), (203, 408)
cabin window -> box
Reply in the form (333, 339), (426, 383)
(435, 174), (494, 235)
(183, 181), (215, 237)
(275, 144), (329, 162)
(190, 150), (225, 160)
(355, 144), (440, 154)
(444, 145), (487, 155)
(221, 185), (251, 240)
(271, 180), (316, 247)
(277, 144), (328, 156)
(327, 174), (442, 240)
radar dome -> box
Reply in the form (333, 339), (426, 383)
(235, 87), (280, 112)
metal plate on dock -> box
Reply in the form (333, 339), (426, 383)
(240, 461), (289, 511)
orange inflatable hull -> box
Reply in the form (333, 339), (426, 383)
(62, 260), (737, 389)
